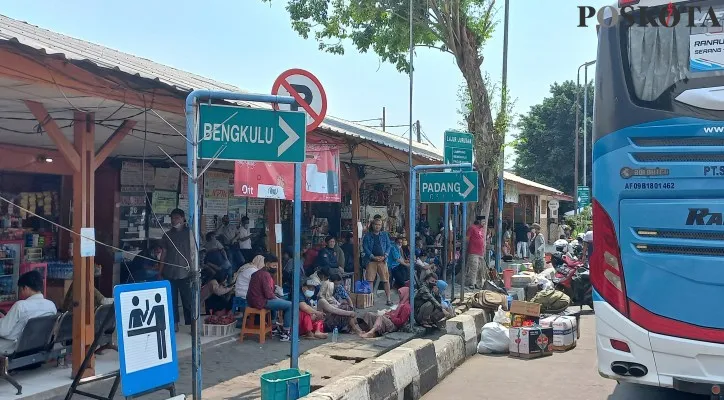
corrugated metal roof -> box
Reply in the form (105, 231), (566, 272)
(0, 14), (566, 195)
(0, 14), (441, 160)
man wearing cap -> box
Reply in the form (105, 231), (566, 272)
(160, 208), (194, 332)
(465, 215), (487, 289)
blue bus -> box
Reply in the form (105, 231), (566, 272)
(593, 0), (724, 396)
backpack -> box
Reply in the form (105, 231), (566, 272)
(531, 289), (570, 313)
(469, 290), (508, 310)
(529, 234), (540, 255)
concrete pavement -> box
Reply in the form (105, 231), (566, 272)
(421, 314), (707, 400)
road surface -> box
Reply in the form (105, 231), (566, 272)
(422, 313), (707, 400)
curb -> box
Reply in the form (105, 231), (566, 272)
(301, 309), (490, 400)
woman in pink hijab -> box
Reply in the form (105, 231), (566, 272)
(359, 286), (411, 338)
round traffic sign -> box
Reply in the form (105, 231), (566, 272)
(548, 199), (560, 211)
(271, 68), (327, 133)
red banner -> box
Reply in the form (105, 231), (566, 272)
(233, 143), (341, 202)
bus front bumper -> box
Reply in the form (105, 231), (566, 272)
(595, 299), (724, 392)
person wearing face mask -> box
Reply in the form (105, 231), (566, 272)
(414, 272), (449, 328)
(122, 242), (162, 283)
(214, 215), (245, 271)
(388, 236), (411, 290)
(298, 282), (327, 339)
(159, 208), (194, 333)
(245, 254), (292, 341)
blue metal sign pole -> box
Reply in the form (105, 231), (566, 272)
(461, 203), (467, 300)
(185, 90), (295, 400)
(443, 204), (449, 281)
(291, 163), (302, 368)
(408, 163), (473, 328)
(452, 203), (458, 300)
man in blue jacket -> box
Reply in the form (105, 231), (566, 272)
(363, 218), (393, 306)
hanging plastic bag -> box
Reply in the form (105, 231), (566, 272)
(493, 305), (511, 325)
(477, 322), (510, 354)
(355, 280), (371, 294)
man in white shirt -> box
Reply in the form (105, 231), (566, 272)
(237, 216), (254, 262)
(0, 270), (57, 355)
(583, 226), (594, 263)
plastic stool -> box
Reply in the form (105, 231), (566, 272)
(239, 307), (272, 344)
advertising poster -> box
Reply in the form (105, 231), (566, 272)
(233, 143), (341, 203)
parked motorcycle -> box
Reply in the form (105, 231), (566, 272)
(550, 251), (593, 310)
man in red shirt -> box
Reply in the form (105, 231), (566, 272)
(465, 215), (487, 289)
(245, 254), (292, 341)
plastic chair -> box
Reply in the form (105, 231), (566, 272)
(239, 307), (272, 344)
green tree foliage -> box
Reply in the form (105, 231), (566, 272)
(266, 0), (512, 222)
(514, 80), (594, 207)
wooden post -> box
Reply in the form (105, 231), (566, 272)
(25, 101), (132, 377)
(349, 165), (362, 285)
(72, 111), (96, 376)
(265, 199), (282, 282)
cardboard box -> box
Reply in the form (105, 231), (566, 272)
(509, 300), (541, 327)
(509, 326), (553, 359)
(541, 315), (577, 351)
(352, 293), (374, 309)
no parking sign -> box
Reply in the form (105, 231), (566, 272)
(271, 68), (328, 133)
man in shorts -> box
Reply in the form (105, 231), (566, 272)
(363, 218), (393, 305)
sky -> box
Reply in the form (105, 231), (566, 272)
(2, 0), (609, 168)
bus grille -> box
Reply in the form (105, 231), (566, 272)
(632, 137), (724, 147)
(632, 153), (724, 162)
(635, 228), (724, 241)
(634, 243), (724, 257)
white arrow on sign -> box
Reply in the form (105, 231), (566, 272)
(278, 116), (300, 157)
(460, 175), (475, 198)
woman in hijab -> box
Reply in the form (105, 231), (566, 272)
(358, 286), (411, 338)
(234, 255), (266, 301)
(436, 280), (454, 315)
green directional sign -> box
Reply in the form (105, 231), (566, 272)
(577, 185), (591, 208)
(419, 171), (479, 203)
(197, 104), (306, 163)
(444, 130), (474, 165)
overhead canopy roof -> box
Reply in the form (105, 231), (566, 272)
(0, 14), (568, 196)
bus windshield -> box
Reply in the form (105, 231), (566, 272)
(626, 2), (724, 103)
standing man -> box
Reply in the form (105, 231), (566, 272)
(582, 225), (594, 264)
(237, 216), (255, 264)
(160, 208), (194, 333)
(530, 223), (546, 273)
(465, 215), (487, 289)
(215, 215), (244, 270)
(362, 218), (393, 306)
(515, 223), (531, 260)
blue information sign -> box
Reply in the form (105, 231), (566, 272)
(114, 281), (178, 396)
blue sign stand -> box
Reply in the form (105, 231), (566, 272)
(114, 281), (179, 397)
(185, 90), (297, 400)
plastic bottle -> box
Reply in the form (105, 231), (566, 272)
(332, 327), (339, 343)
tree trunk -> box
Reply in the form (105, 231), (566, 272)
(453, 25), (503, 260)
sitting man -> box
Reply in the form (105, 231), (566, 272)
(204, 232), (233, 282)
(0, 270), (57, 355)
(414, 272), (450, 328)
(245, 254), (292, 341)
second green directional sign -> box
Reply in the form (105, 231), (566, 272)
(444, 130), (474, 165)
(197, 103), (306, 163)
(419, 171), (479, 203)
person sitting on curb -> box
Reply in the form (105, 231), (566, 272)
(414, 273), (451, 328)
(299, 281), (327, 340)
(359, 286), (411, 338)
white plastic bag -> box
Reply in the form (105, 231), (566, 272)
(477, 322), (510, 354)
(537, 276), (554, 290)
(493, 305), (511, 325)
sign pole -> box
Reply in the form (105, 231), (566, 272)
(291, 163), (302, 368)
(408, 169), (417, 330)
(186, 90), (295, 400)
(443, 203), (449, 282)
(452, 203), (458, 300)
(461, 203), (467, 300)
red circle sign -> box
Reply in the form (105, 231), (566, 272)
(271, 68), (328, 133)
